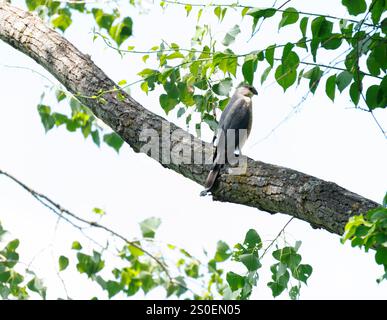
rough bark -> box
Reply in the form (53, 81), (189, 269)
(0, 2), (380, 235)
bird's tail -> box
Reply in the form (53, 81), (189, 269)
(200, 163), (221, 196)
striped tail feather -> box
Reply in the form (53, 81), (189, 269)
(200, 163), (221, 196)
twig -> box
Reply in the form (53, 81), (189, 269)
(260, 217), (294, 259)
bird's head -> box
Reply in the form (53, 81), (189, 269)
(237, 84), (258, 97)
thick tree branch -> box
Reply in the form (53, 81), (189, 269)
(0, 2), (380, 235)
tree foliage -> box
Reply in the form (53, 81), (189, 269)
(1, 0), (386, 300)
(0, 222), (46, 299)
(26, 0), (386, 144)
(0, 217), (312, 300)
(342, 192), (387, 283)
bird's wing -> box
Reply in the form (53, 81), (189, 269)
(221, 97), (251, 131)
(213, 97), (252, 164)
(213, 94), (241, 147)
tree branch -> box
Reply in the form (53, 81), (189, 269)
(0, 2), (380, 236)
(0, 168), (173, 282)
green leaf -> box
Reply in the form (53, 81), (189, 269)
(292, 264), (313, 284)
(103, 132), (124, 153)
(68, 2), (85, 12)
(164, 81), (180, 99)
(322, 34), (343, 50)
(51, 13), (72, 32)
(367, 54), (381, 76)
(214, 6), (221, 21)
(27, 277), (46, 299)
(289, 286), (300, 300)
(109, 17), (133, 46)
(310, 17), (333, 60)
(138, 68), (157, 78)
(76, 251), (105, 277)
(0, 271), (11, 283)
(4, 251), (19, 267)
(265, 45), (275, 67)
(212, 51), (238, 76)
(275, 64), (297, 91)
(311, 17), (333, 39)
(106, 280), (122, 298)
(240, 253), (261, 271)
(177, 107), (185, 118)
(325, 74), (336, 102)
(279, 7), (299, 30)
(227, 55), (238, 77)
(366, 84), (386, 110)
(72, 241), (82, 250)
(349, 82), (360, 105)
(371, 0), (385, 24)
(383, 192), (387, 208)
(26, 0), (44, 11)
(222, 25), (241, 46)
(159, 94), (179, 114)
(226, 272), (245, 291)
(373, 41), (387, 71)
(91, 130), (101, 147)
(139, 217), (161, 238)
(184, 4), (192, 17)
(92, 208), (105, 216)
(242, 7), (250, 18)
(215, 240), (232, 262)
(300, 17), (308, 37)
(282, 43), (294, 61)
(282, 51), (300, 70)
(244, 229), (262, 250)
(242, 55), (258, 85)
(37, 104), (55, 133)
(141, 81), (149, 95)
(336, 71), (353, 92)
(212, 78), (233, 96)
(273, 247), (302, 269)
(6, 239), (19, 251)
(117, 80), (127, 86)
(166, 52), (184, 60)
(59, 256), (69, 271)
(92, 9), (115, 31)
(272, 247), (296, 261)
(375, 247), (387, 266)
(342, 0), (367, 16)
(248, 8), (276, 32)
(197, 8), (203, 22)
(261, 66), (272, 84)
(203, 114), (218, 132)
(139, 272), (155, 293)
(219, 97), (230, 111)
(277, 45), (300, 93)
(267, 281), (286, 297)
(55, 90), (67, 102)
(184, 262), (199, 279)
(127, 243), (144, 257)
(297, 37), (308, 50)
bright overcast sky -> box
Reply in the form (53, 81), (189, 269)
(0, 0), (386, 299)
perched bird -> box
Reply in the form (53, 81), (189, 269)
(200, 84), (257, 196)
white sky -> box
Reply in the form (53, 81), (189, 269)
(0, 0), (386, 299)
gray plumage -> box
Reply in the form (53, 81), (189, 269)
(200, 84), (257, 196)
